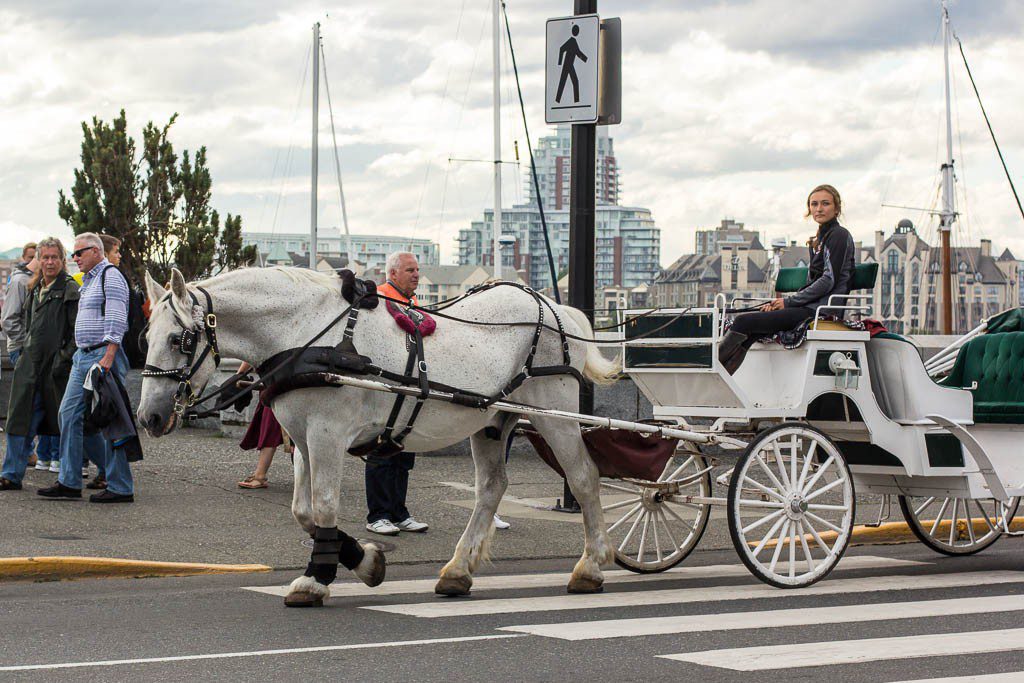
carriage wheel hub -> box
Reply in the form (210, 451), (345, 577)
(786, 494), (808, 520)
(641, 488), (664, 511)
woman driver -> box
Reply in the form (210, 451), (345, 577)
(718, 184), (856, 374)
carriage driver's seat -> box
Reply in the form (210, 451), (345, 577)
(774, 263), (878, 331)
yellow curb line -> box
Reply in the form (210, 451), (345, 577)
(755, 516), (1024, 549)
(0, 557), (272, 583)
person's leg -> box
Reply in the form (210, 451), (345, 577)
(2, 434), (32, 486)
(239, 446), (275, 487)
(390, 453), (415, 523)
(364, 457), (393, 524)
(720, 308), (814, 374)
(55, 348), (102, 491)
(100, 444), (134, 496)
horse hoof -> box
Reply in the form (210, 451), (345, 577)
(284, 592), (324, 608)
(567, 577), (604, 594)
(434, 575), (472, 597)
(355, 542), (387, 588)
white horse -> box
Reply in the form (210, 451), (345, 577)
(138, 266), (619, 606)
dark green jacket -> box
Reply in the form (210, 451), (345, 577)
(6, 272), (79, 436)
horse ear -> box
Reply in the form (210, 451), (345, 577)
(170, 268), (188, 302)
(145, 271), (166, 303)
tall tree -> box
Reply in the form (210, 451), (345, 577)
(218, 213), (257, 271)
(58, 111), (243, 285)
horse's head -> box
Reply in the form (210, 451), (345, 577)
(137, 268), (220, 437)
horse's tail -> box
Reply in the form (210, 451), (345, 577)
(560, 305), (621, 386)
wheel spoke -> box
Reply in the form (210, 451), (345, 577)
(742, 508), (785, 535)
(661, 455), (695, 483)
(768, 520), (790, 574)
(772, 441), (792, 490)
(603, 497), (641, 512)
(656, 508), (681, 551)
(929, 497), (951, 536)
(790, 434), (800, 490)
(788, 520), (797, 578)
(742, 475), (787, 503)
(797, 441), (817, 490)
(964, 503), (977, 545)
(737, 499), (786, 509)
(914, 496), (937, 517)
(617, 506), (645, 550)
(797, 521), (816, 573)
(636, 513), (650, 562)
(662, 500), (699, 532)
(801, 454), (836, 495)
(751, 514), (788, 557)
(651, 509), (663, 562)
(803, 516), (833, 553)
(606, 502), (642, 533)
(754, 454), (789, 496)
(949, 498), (959, 546)
(805, 511), (843, 534)
(974, 499), (999, 534)
(804, 476), (846, 502)
(806, 503), (849, 511)
(601, 482), (642, 495)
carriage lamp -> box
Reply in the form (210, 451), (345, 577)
(828, 351), (860, 390)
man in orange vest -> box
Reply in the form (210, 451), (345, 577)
(365, 252), (429, 536)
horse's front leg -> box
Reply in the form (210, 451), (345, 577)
(290, 440), (314, 535)
(436, 418), (513, 596)
(529, 414), (613, 594)
(283, 411), (386, 608)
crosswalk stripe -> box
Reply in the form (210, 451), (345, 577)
(362, 570), (1024, 618)
(889, 673), (1024, 683)
(242, 555), (923, 598)
(657, 628), (1024, 671)
(498, 595), (1024, 641)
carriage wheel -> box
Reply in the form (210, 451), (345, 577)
(600, 451), (713, 573)
(728, 423), (855, 588)
(898, 494), (1020, 556)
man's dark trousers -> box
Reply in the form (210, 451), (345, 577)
(365, 452), (415, 523)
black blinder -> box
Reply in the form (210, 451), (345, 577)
(173, 329), (198, 356)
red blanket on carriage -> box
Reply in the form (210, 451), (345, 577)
(523, 425), (679, 481)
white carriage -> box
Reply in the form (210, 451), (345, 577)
(602, 266), (1024, 587)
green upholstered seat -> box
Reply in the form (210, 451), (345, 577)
(939, 332), (1024, 424)
(775, 262), (878, 293)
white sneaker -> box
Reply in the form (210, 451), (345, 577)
(493, 514), (511, 530)
(35, 460), (51, 471)
(48, 461), (61, 473)
(366, 519), (400, 536)
(395, 517), (429, 533)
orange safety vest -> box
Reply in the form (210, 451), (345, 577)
(378, 281), (417, 306)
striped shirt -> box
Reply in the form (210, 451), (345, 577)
(75, 258), (129, 348)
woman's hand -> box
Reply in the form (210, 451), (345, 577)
(759, 298), (785, 312)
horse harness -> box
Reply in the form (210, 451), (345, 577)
(145, 273), (582, 459)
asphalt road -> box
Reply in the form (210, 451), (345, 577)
(2, 541), (1023, 682)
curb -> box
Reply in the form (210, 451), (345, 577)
(758, 516), (1024, 549)
(0, 557), (272, 583)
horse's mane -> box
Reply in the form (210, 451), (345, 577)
(194, 266), (340, 292)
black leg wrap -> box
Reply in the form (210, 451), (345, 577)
(339, 534), (365, 571)
(306, 526), (343, 585)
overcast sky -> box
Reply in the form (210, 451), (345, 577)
(1, 0), (1022, 266)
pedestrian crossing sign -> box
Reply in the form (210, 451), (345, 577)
(545, 14), (600, 124)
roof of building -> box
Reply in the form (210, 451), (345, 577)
(999, 247), (1017, 261)
(655, 253), (767, 285)
(923, 247), (1015, 284)
(417, 264), (484, 285)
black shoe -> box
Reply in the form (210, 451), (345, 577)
(0, 477), (22, 491)
(89, 490), (134, 504)
(86, 477), (108, 490)
(37, 482), (82, 499)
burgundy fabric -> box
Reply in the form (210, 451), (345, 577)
(385, 300), (436, 337)
(240, 402), (284, 450)
(525, 427), (678, 481)
(862, 318), (890, 337)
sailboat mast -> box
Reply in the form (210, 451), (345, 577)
(940, 2), (956, 334)
(310, 22), (320, 271)
(492, 0), (503, 279)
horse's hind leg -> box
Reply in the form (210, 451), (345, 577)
(291, 441), (314, 535)
(436, 417), (514, 596)
(283, 411), (386, 608)
(529, 414), (613, 594)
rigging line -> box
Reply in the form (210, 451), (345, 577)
(271, 43), (313, 239)
(502, 0), (561, 302)
(955, 35), (1024, 225)
(319, 41), (353, 262)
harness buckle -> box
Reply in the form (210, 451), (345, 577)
(418, 360), (428, 374)
(205, 313), (217, 329)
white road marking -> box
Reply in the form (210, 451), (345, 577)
(362, 570), (1024, 618)
(889, 673), (1024, 683)
(0, 634), (528, 672)
(658, 628), (1024, 671)
(243, 555), (924, 598)
(498, 595), (1024, 641)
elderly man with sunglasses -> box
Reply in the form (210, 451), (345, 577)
(38, 232), (134, 503)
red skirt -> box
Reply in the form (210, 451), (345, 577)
(239, 402), (284, 450)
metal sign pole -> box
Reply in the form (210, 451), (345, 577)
(557, 0), (598, 514)
(310, 22), (320, 271)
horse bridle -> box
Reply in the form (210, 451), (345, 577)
(141, 286), (221, 417)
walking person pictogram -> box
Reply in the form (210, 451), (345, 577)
(555, 24), (588, 104)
